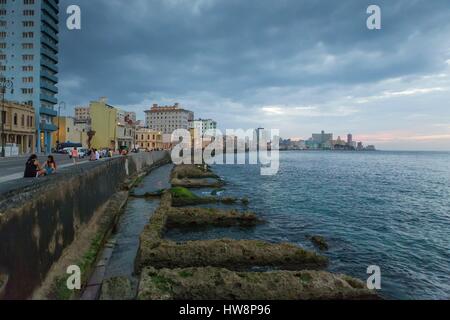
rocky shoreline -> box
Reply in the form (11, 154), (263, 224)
(103, 164), (378, 300)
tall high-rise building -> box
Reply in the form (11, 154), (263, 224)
(1, 0), (59, 153)
(312, 130), (333, 148)
(347, 133), (353, 145)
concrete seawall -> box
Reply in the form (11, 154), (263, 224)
(0, 151), (170, 299)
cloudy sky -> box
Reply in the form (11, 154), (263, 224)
(58, 0), (450, 150)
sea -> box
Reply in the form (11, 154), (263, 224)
(165, 151), (450, 300)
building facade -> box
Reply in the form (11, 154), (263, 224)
(311, 130), (333, 149)
(189, 118), (217, 135)
(145, 103), (194, 134)
(51, 116), (88, 149)
(89, 98), (117, 150)
(1, 100), (36, 155)
(74, 106), (90, 122)
(116, 109), (136, 150)
(135, 128), (163, 150)
(2, 0), (59, 153)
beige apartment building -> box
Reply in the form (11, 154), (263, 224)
(1, 101), (36, 155)
(144, 103), (194, 134)
(135, 128), (163, 150)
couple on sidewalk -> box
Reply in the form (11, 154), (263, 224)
(24, 155), (57, 178)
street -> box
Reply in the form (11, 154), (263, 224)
(0, 154), (89, 183)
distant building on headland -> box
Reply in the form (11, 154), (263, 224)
(311, 130), (333, 149)
(281, 130), (376, 151)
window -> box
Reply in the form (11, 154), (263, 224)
(24, 0), (35, 5)
(14, 114), (18, 126)
(22, 54), (34, 61)
(22, 32), (34, 38)
(22, 77), (33, 83)
(22, 43), (33, 49)
(22, 66), (33, 72)
(23, 10), (35, 16)
(21, 115), (25, 126)
(21, 88), (33, 94)
(23, 21), (34, 27)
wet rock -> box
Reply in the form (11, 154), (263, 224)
(136, 238), (328, 272)
(166, 207), (264, 228)
(171, 165), (219, 180)
(171, 177), (225, 189)
(170, 186), (239, 206)
(137, 267), (379, 300)
(310, 236), (329, 251)
(100, 277), (135, 300)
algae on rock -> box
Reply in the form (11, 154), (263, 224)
(136, 238), (328, 272)
(138, 267), (379, 300)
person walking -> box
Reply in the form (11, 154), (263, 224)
(89, 148), (97, 161)
(71, 147), (79, 165)
(95, 149), (100, 161)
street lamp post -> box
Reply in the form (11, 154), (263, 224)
(57, 101), (66, 149)
(1, 79), (13, 158)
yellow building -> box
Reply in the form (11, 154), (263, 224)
(52, 117), (88, 148)
(1, 101), (36, 155)
(89, 98), (117, 150)
(135, 128), (163, 150)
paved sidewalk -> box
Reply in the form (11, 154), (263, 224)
(0, 161), (85, 184)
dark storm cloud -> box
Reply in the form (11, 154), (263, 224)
(58, 0), (450, 149)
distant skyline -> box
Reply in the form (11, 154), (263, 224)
(58, 0), (450, 151)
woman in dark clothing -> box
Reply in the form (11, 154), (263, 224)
(24, 154), (45, 178)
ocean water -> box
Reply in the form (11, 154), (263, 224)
(166, 151), (450, 300)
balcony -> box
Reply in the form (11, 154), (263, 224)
(40, 94), (57, 105)
(41, 47), (58, 64)
(46, 0), (59, 14)
(41, 14), (59, 34)
(41, 82), (58, 94)
(41, 59), (58, 74)
(41, 36), (58, 53)
(40, 122), (58, 132)
(40, 106), (58, 117)
(41, 70), (58, 83)
(41, 24), (58, 42)
(42, 2), (59, 21)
